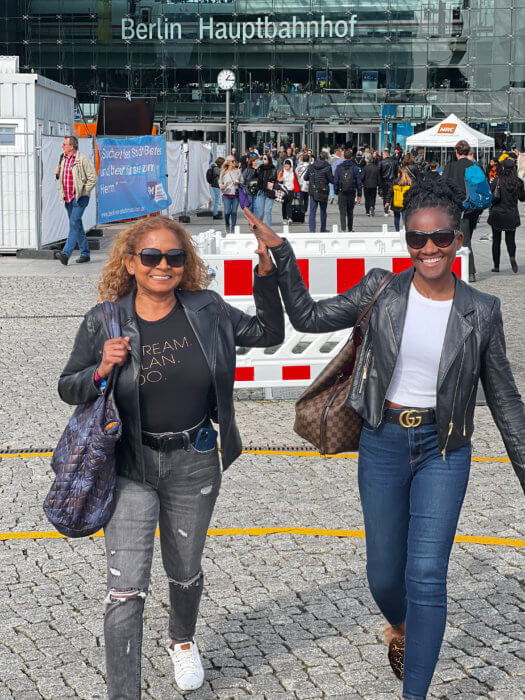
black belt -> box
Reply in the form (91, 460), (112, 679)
(142, 419), (206, 452)
(383, 407), (436, 428)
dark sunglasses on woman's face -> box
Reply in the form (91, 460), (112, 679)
(405, 228), (457, 250)
(134, 248), (187, 268)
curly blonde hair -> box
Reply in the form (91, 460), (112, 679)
(98, 216), (212, 301)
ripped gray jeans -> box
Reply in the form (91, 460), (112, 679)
(103, 441), (221, 700)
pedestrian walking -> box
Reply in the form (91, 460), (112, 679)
(277, 159), (300, 224)
(304, 151), (334, 233)
(240, 155), (259, 214)
(379, 149), (398, 216)
(442, 139), (484, 282)
(422, 162), (440, 185)
(486, 157), (498, 182)
(58, 215), (284, 698)
(488, 157), (525, 273)
(392, 168), (414, 232)
(244, 180), (525, 700)
(255, 153), (277, 227)
(54, 135), (97, 266)
(295, 153), (311, 215)
(361, 154), (381, 216)
(333, 149), (362, 232)
(206, 157), (224, 220)
(219, 156), (241, 233)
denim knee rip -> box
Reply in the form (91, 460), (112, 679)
(168, 570), (203, 590)
(104, 589), (147, 605)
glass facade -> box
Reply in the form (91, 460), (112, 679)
(2, 1), (525, 147)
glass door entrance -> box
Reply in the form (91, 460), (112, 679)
(312, 125), (381, 154)
(238, 123), (306, 154)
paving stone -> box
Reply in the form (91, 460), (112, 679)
(0, 214), (524, 698)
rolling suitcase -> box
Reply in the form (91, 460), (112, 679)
(291, 202), (305, 223)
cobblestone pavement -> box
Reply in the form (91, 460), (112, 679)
(0, 206), (524, 699)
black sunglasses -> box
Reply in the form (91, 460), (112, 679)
(134, 248), (186, 268)
(405, 228), (457, 250)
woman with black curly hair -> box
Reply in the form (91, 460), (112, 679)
(244, 181), (525, 700)
(58, 215), (284, 697)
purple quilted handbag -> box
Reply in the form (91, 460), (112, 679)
(43, 302), (122, 537)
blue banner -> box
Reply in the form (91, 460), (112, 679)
(96, 135), (172, 224)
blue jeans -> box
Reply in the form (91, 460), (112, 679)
(255, 192), (274, 227)
(212, 187), (221, 215)
(394, 210), (407, 232)
(62, 196), (90, 259)
(308, 196), (328, 232)
(358, 416), (471, 700)
(222, 196), (239, 229)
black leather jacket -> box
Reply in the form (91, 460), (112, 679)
(272, 239), (525, 492)
(58, 271), (284, 481)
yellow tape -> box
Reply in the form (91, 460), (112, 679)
(0, 449), (512, 463)
(0, 526), (522, 547)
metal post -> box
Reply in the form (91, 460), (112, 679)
(225, 89), (231, 155)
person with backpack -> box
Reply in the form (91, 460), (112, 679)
(240, 155), (259, 214)
(255, 153), (277, 227)
(361, 155), (381, 216)
(442, 139), (489, 282)
(379, 150), (398, 216)
(392, 167), (414, 232)
(304, 151), (334, 233)
(488, 157), (525, 273)
(334, 149), (362, 232)
(206, 157), (224, 220)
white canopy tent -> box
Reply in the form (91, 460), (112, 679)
(406, 113), (494, 167)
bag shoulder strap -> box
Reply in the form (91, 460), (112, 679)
(354, 271), (395, 333)
(100, 301), (121, 340)
(98, 301), (122, 391)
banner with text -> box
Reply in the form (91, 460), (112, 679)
(97, 135), (172, 224)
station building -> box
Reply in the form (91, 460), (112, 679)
(2, 1), (525, 151)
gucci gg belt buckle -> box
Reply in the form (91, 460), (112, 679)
(399, 410), (423, 428)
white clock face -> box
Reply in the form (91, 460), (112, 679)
(218, 69), (236, 90)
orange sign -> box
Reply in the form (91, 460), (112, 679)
(438, 123), (457, 134)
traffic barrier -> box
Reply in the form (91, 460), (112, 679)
(197, 232), (470, 390)
(204, 247), (469, 299)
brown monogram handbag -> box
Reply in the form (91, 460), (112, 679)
(294, 272), (395, 455)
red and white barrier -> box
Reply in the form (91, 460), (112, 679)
(204, 248), (470, 299)
(197, 232), (470, 389)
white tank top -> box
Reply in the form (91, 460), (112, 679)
(385, 283), (453, 408)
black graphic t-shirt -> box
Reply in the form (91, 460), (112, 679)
(137, 303), (212, 433)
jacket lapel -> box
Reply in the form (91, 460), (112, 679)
(384, 268), (413, 350)
(436, 278), (475, 390)
(176, 291), (217, 373)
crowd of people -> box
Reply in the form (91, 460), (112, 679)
(208, 139), (524, 280)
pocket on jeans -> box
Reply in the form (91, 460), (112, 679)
(189, 444), (219, 457)
(361, 420), (376, 433)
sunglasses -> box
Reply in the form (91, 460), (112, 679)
(134, 248), (186, 268)
(405, 228), (457, 250)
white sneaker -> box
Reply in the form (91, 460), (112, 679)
(168, 641), (204, 691)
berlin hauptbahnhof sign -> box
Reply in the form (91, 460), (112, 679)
(121, 15), (358, 44)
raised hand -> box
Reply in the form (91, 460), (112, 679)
(255, 239), (275, 276)
(243, 207), (284, 248)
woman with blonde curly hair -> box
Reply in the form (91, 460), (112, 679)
(58, 215), (284, 697)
